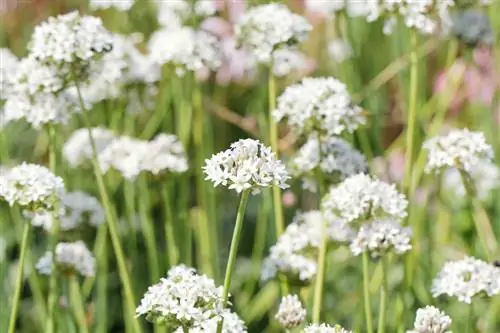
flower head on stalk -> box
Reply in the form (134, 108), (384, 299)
(406, 306), (452, 333)
(0, 163), (65, 213)
(321, 173), (408, 225)
(304, 323), (353, 333)
(431, 256), (500, 303)
(273, 77), (365, 138)
(203, 139), (289, 194)
(36, 240), (95, 277)
(423, 129), (494, 174)
(63, 127), (115, 168)
(275, 294), (306, 329)
(234, 3), (312, 64)
(349, 219), (412, 259)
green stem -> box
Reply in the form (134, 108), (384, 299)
(6, 222), (31, 333)
(362, 251), (374, 333)
(216, 190), (250, 333)
(69, 276), (89, 333)
(95, 226), (108, 333)
(466, 304), (474, 333)
(377, 257), (389, 333)
(74, 79), (142, 333)
(161, 182), (179, 268)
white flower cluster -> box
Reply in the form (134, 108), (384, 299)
(98, 133), (188, 180)
(304, 0), (345, 16)
(172, 310), (247, 333)
(36, 241), (96, 277)
(271, 49), (312, 78)
(261, 211), (353, 282)
(290, 134), (367, 190)
(31, 191), (104, 231)
(0, 48), (19, 101)
(234, 3), (312, 63)
(90, 0), (135, 11)
(424, 129), (494, 174)
(0, 163), (65, 212)
(321, 173), (408, 225)
(136, 265), (246, 331)
(328, 39), (353, 64)
(431, 256), (500, 303)
(304, 323), (353, 333)
(63, 127), (115, 167)
(273, 77), (365, 137)
(275, 294), (306, 328)
(406, 306), (452, 333)
(148, 26), (222, 76)
(203, 139), (289, 194)
(349, 219), (412, 258)
(155, 0), (217, 29)
(442, 159), (500, 202)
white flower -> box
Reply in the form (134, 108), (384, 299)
(273, 77), (365, 137)
(148, 26), (222, 76)
(172, 309), (247, 333)
(0, 48), (19, 100)
(424, 129), (493, 174)
(431, 256), (500, 303)
(36, 241), (95, 277)
(0, 163), (65, 212)
(155, 0), (216, 29)
(304, 323), (353, 333)
(349, 219), (412, 258)
(234, 3), (312, 63)
(328, 38), (353, 64)
(31, 191), (104, 231)
(203, 139), (289, 194)
(271, 49), (312, 78)
(321, 173), (408, 224)
(90, 0), (135, 11)
(290, 134), (367, 190)
(305, 0), (344, 16)
(141, 134), (189, 175)
(406, 306), (452, 333)
(63, 127), (115, 167)
(275, 294), (306, 328)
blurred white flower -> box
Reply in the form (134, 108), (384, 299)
(349, 219), (412, 258)
(304, 0), (344, 16)
(203, 139), (289, 194)
(328, 38), (353, 64)
(321, 173), (408, 224)
(304, 323), (353, 333)
(234, 3), (312, 63)
(63, 127), (115, 168)
(0, 48), (19, 100)
(0, 163), (65, 212)
(90, 0), (135, 11)
(271, 49), (314, 78)
(273, 77), (365, 137)
(424, 129), (493, 174)
(431, 256), (500, 303)
(155, 0), (216, 29)
(36, 241), (95, 277)
(406, 306), (452, 333)
(275, 294), (306, 329)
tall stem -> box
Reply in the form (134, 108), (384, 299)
(362, 251), (374, 333)
(69, 275), (89, 333)
(216, 190), (250, 333)
(6, 222), (31, 333)
(377, 257), (389, 333)
(161, 182), (179, 268)
(73, 79), (142, 333)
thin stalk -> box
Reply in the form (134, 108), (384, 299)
(95, 227), (109, 333)
(377, 257), (389, 333)
(362, 251), (374, 333)
(466, 304), (474, 333)
(216, 190), (251, 333)
(6, 222), (31, 333)
(73, 79), (142, 333)
(162, 182), (179, 268)
(69, 276), (89, 333)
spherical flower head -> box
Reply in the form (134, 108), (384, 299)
(141, 134), (189, 175)
(203, 139), (290, 194)
(349, 219), (412, 258)
(36, 241), (95, 277)
(273, 77), (365, 137)
(423, 129), (493, 174)
(234, 3), (312, 63)
(148, 26), (222, 76)
(0, 163), (65, 212)
(0, 48), (19, 100)
(431, 256), (500, 303)
(304, 323), (353, 333)
(63, 127), (115, 168)
(321, 173), (408, 225)
(406, 306), (452, 333)
(136, 265), (226, 329)
(90, 0), (135, 11)
(290, 134), (367, 190)
(275, 294), (306, 328)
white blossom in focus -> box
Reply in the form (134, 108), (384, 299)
(304, 323), (353, 333)
(0, 163), (65, 212)
(275, 294), (306, 328)
(431, 256), (500, 303)
(406, 306), (452, 333)
(424, 129), (493, 174)
(273, 77), (365, 137)
(90, 0), (135, 11)
(203, 139), (289, 194)
(349, 219), (412, 258)
(321, 173), (408, 224)
(172, 309), (247, 333)
(234, 3), (312, 63)
(36, 241), (95, 277)
(63, 127), (115, 167)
